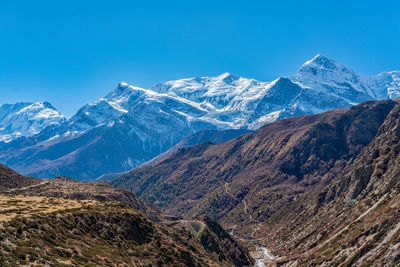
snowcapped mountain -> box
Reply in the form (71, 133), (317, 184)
(367, 71), (400, 99)
(0, 55), (399, 180)
(0, 102), (66, 142)
(34, 54), (400, 138)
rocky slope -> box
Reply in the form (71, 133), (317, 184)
(0, 102), (65, 143)
(0, 165), (253, 266)
(1, 55), (400, 180)
(112, 99), (400, 265)
(263, 102), (400, 265)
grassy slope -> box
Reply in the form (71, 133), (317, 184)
(0, 194), (253, 266)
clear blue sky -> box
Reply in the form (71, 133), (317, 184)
(1, 0), (399, 117)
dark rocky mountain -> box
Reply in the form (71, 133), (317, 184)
(0, 164), (253, 266)
(112, 100), (396, 217)
(112, 99), (400, 265)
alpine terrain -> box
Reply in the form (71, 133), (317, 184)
(112, 98), (400, 265)
(1, 55), (399, 180)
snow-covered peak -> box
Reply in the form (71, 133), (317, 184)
(150, 73), (270, 105)
(301, 54), (339, 70)
(292, 54), (374, 102)
(0, 102), (66, 142)
(104, 83), (142, 107)
(118, 81), (129, 87)
(151, 73), (243, 95)
(295, 55), (400, 101)
(68, 83), (140, 132)
(296, 54), (360, 82)
(65, 54), (400, 139)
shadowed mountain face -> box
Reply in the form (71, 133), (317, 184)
(96, 128), (252, 182)
(139, 128), (252, 167)
(112, 99), (400, 265)
(0, 164), (253, 266)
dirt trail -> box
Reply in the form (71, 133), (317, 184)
(6, 180), (50, 193)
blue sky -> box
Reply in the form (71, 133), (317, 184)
(1, 0), (399, 117)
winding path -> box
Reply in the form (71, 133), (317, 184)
(6, 180), (50, 193)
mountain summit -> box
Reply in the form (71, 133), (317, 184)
(301, 54), (338, 69)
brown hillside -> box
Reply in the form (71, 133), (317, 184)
(0, 165), (254, 266)
(112, 99), (400, 265)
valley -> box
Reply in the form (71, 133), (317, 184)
(0, 56), (400, 266)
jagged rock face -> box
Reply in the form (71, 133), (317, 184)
(1, 55), (400, 181)
(323, 104), (400, 203)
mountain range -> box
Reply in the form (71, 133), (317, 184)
(1, 55), (400, 180)
(1, 97), (399, 265)
(112, 98), (400, 265)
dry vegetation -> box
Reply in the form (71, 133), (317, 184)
(0, 194), (102, 223)
(0, 193), (253, 266)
